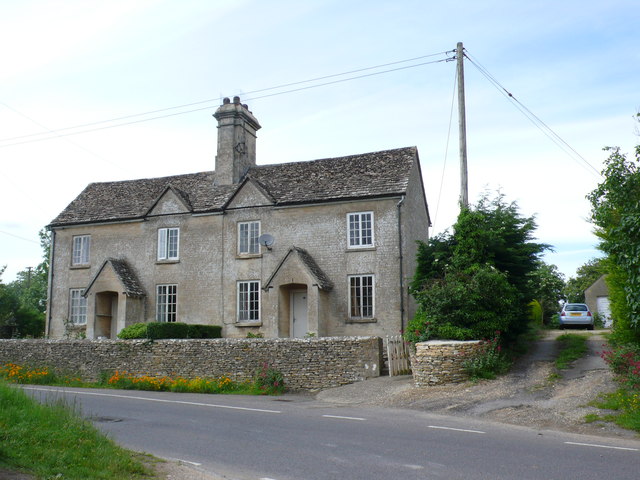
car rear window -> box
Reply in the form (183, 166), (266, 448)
(565, 304), (588, 312)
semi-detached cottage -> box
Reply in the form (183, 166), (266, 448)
(46, 97), (430, 340)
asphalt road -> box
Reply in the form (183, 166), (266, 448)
(24, 385), (640, 480)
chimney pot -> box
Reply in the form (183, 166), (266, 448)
(223, 97), (230, 104)
(233, 96), (241, 104)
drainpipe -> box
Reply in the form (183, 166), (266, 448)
(397, 197), (405, 333)
(46, 229), (56, 338)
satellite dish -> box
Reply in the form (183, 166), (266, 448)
(258, 233), (274, 249)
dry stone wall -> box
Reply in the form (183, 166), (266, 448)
(411, 340), (482, 386)
(0, 337), (382, 391)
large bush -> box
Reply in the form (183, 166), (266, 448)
(406, 265), (518, 342)
(408, 192), (548, 344)
(117, 322), (148, 339)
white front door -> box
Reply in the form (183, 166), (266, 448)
(291, 290), (308, 338)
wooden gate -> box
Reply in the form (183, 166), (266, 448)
(386, 335), (411, 376)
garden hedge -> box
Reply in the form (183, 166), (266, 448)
(117, 322), (222, 340)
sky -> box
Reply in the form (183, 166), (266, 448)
(1, 0), (639, 283)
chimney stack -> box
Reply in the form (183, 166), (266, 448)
(213, 97), (261, 185)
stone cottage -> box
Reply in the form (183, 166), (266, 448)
(45, 97), (430, 339)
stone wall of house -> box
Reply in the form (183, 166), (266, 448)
(411, 340), (482, 386)
(48, 194), (421, 340)
(0, 336), (382, 391)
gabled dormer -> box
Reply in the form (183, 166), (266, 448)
(225, 177), (274, 209)
(146, 185), (192, 217)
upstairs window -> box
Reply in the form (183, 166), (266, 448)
(349, 275), (374, 319)
(158, 228), (179, 261)
(69, 289), (87, 325)
(237, 280), (260, 322)
(156, 284), (177, 322)
(238, 221), (260, 255)
(71, 235), (90, 265)
(347, 212), (374, 248)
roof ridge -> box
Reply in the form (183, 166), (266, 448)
(253, 146), (417, 169)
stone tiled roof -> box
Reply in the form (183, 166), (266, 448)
(50, 147), (417, 227)
(51, 172), (236, 226)
(248, 147), (416, 205)
(84, 258), (145, 297)
(264, 247), (334, 291)
(109, 259), (146, 297)
(292, 247), (334, 290)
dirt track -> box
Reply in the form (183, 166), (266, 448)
(319, 330), (639, 440)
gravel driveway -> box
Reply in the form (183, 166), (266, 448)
(318, 330), (638, 440)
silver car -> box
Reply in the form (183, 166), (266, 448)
(559, 303), (594, 330)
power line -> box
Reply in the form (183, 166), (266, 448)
(432, 65), (459, 232)
(463, 51), (602, 178)
(0, 51), (453, 147)
(0, 229), (40, 244)
(0, 101), (135, 173)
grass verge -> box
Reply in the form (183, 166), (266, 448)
(555, 333), (589, 369)
(586, 341), (640, 433)
(588, 389), (640, 432)
(0, 379), (153, 479)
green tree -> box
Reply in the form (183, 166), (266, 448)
(1, 229), (50, 338)
(563, 257), (607, 303)
(587, 144), (640, 343)
(529, 261), (565, 323)
(0, 267), (20, 337)
(450, 193), (549, 305)
(409, 192), (549, 343)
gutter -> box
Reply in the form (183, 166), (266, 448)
(46, 229), (55, 338)
(397, 196), (405, 333)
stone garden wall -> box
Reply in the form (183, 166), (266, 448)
(411, 340), (482, 386)
(0, 337), (382, 391)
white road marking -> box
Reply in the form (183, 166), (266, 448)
(23, 386), (282, 414)
(428, 425), (485, 434)
(169, 458), (202, 466)
(565, 441), (638, 451)
(322, 414), (366, 421)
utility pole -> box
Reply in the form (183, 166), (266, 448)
(457, 42), (469, 208)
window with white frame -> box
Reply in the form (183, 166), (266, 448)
(238, 221), (260, 255)
(157, 228), (179, 261)
(237, 280), (260, 322)
(347, 212), (374, 248)
(71, 235), (90, 265)
(69, 289), (87, 325)
(348, 275), (375, 319)
(156, 284), (177, 322)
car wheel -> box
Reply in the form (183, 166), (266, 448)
(588, 324), (594, 331)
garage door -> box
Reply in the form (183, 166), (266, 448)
(597, 296), (612, 327)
